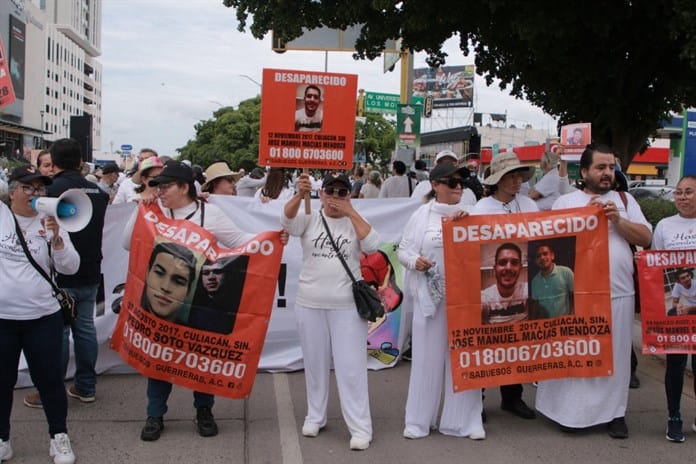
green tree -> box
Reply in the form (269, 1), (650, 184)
(224, 1), (696, 169)
(355, 113), (396, 171)
(178, 96), (261, 170)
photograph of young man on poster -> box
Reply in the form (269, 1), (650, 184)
(528, 239), (576, 319)
(140, 241), (197, 325)
(189, 255), (249, 334)
(667, 268), (696, 316)
(481, 242), (532, 324)
(294, 84), (323, 132)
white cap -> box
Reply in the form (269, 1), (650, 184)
(435, 150), (459, 163)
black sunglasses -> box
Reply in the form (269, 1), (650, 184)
(324, 186), (350, 197)
(437, 177), (466, 188)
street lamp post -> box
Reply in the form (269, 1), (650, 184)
(238, 74), (262, 89)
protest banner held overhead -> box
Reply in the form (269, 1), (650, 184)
(441, 206), (613, 390)
(258, 68), (358, 169)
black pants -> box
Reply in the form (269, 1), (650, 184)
(500, 384), (523, 404)
(665, 353), (696, 418)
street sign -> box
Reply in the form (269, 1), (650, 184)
(120, 144), (133, 152)
(396, 104), (422, 146)
(364, 92), (400, 114)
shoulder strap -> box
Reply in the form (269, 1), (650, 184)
(319, 210), (358, 284)
(11, 214), (60, 295)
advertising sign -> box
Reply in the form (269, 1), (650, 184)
(259, 68), (358, 169)
(412, 65), (474, 109)
(0, 36), (16, 108)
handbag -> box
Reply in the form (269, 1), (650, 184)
(319, 211), (385, 322)
(12, 214), (76, 324)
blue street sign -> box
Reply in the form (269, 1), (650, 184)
(120, 144), (133, 151)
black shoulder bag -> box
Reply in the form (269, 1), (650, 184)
(12, 215), (76, 324)
(319, 210), (384, 322)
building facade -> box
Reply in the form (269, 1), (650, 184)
(0, 0), (101, 160)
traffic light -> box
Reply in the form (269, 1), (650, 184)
(424, 95), (433, 118)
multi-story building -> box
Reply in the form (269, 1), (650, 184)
(0, 0), (101, 161)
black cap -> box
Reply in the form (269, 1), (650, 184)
(148, 160), (194, 186)
(322, 173), (351, 190)
(429, 163), (468, 182)
(9, 165), (52, 185)
(101, 163), (121, 175)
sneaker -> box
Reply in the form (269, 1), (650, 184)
(692, 418), (696, 433)
(401, 347), (412, 362)
(23, 391), (43, 409)
(629, 373), (640, 389)
(0, 439), (13, 461)
(607, 417), (629, 439)
(349, 436), (370, 450)
(66, 385), (95, 403)
(666, 418), (685, 442)
(501, 398), (536, 419)
(195, 407), (218, 437)
(49, 433), (75, 464)
(140, 417), (164, 441)
(402, 428), (425, 439)
(301, 423), (322, 437)
(469, 429), (486, 440)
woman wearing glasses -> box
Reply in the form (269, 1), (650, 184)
(130, 157), (164, 203)
(471, 152), (538, 422)
(282, 172), (380, 451)
(398, 163), (485, 441)
(122, 160), (260, 443)
(0, 166), (79, 463)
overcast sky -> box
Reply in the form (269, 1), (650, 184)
(100, 0), (557, 156)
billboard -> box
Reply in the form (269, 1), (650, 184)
(9, 15), (25, 100)
(412, 65), (474, 109)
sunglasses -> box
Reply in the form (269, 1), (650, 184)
(156, 182), (177, 192)
(437, 177), (466, 189)
(324, 186), (350, 197)
(20, 185), (47, 196)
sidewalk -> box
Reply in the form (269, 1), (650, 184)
(9, 342), (695, 464)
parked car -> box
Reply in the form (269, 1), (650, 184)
(628, 185), (675, 201)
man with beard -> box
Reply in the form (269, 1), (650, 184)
(295, 85), (323, 132)
(481, 242), (529, 325)
(530, 243), (574, 318)
(536, 144), (652, 439)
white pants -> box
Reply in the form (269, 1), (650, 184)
(295, 304), (372, 441)
(404, 301), (484, 438)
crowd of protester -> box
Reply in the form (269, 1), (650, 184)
(1, 138), (693, 463)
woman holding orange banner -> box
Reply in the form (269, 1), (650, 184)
(398, 163), (485, 440)
(652, 175), (696, 442)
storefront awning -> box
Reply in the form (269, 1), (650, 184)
(0, 120), (49, 137)
(627, 164), (657, 176)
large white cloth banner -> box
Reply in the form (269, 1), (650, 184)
(17, 196), (417, 387)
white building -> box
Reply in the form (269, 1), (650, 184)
(0, 0), (102, 160)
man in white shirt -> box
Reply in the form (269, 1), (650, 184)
(528, 151), (561, 210)
(670, 269), (696, 315)
(380, 160), (416, 198)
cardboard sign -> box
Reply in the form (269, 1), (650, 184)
(442, 206), (613, 390)
(560, 123), (591, 160)
(258, 68), (358, 169)
(110, 204), (283, 399)
(637, 250), (696, 354)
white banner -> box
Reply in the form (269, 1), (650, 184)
(17, 196), (417, 386)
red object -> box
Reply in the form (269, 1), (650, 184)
(0, 37), (16, 108)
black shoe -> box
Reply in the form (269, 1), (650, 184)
(607, 417), (629, 439)
(501, 398), (536, 419)
(196, 407), (218, 437)
(141, 416), (164, 441)
(629, 373), (640, 389)
(401, 347), (412, 362)
(559, 424), (584, 433)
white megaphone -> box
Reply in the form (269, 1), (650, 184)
(31, 189), (93, 232)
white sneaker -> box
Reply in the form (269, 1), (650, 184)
(402, 428), (425, 439)
(349, 436), (370, 450)
(301, 423), (321, 437)
(0, 438), (13, 461)
(49, 433), (75, 464)
(469, 429), (487, 440)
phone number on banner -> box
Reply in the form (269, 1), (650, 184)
(122, 321), (247, 379)
(268, 147), (349, 166)
(457, 339), (600, 368)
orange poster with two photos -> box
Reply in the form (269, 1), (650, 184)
(259, 68), (358, 169)
(110, 204), (283, 399)
(441, 206), (613, 391)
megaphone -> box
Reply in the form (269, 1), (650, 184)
(31, 189), (93, 232)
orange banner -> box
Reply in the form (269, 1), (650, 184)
(637, 250), (696, 354)
(442, 206), (613, 390)
(0, 36), (16, 108)
(258, 68), (358, 169)
(110, 204), (283, 398)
